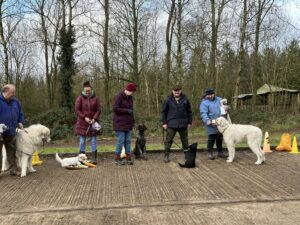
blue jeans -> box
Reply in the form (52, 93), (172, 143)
(115, 131), (131, 155)
(79, 135), (97, 153)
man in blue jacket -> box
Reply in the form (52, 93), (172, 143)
(0, 84), (25, 176)
(200, 88), (227, 160)
(162, 85), (193, 163)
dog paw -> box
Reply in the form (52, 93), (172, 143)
(226, 159), (233, 163)
(28, 168), (36, 173)
(20, 173), (27, 177)
(255, 160), (263, 165)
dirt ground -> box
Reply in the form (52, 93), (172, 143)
(1, 150), (300, 225)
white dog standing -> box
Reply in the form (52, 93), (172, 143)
(55, 153), (88, 168)
(2, 124), (51, 177)
(215, 117), (265, 164)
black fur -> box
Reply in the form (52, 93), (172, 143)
(178, 142), (198, 168)
(133, 124), (147, 160)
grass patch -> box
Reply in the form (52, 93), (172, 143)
(40, 132), (289, 155)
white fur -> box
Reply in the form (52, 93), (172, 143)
(55, 153), (88, 168)
(2, 124), (51, 177)
(215, 117), (265, 165)
(0, 124), (7, 134)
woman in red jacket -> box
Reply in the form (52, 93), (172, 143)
(75, 81), (101, 164)
(112, 83), (137, 165)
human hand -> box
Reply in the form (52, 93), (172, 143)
(85, 117), (91, 124)
(18, 123), (24, 129)
(163, 124), (168, 129)
(207, 120), (212, 125)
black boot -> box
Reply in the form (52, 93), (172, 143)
(164, 152), (170, 163)
(208, 149), (215, 160)
(91, 151), (97, 165)
(217, 151), (227, 158)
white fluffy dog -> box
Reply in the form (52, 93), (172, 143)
(55, 153), (88, 168)
(215, 117), (265, 165)
(2, 124), (51, 177)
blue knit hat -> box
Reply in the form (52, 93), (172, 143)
(205, 88), (215, 96)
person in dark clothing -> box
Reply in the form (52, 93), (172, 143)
(75, 81), (101, 165)
(161, 85), (193, 163)
(0, 84), (25, 176)
(112, 82), (137, 165)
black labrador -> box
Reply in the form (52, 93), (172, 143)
(178, 142), (198, 168)
(133, 124), (147, 160)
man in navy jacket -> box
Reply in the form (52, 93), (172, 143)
(0, 84), (25, 176)
(162, 85), (193, 163)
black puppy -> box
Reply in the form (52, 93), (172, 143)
(133, 124), (147, 160)
(178, 142), (198, 168)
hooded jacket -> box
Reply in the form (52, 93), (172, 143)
(161, 94), (193, 129)
(74, 92), (101, 136)
(199, 96), (222, 135)
(0, 93), (25, 136)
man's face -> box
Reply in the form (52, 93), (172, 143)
(172, 89), (181, 97)
(4, 87), (16, 101)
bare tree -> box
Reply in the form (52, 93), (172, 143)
(0, 0), (23, 83)
(24, 0), (62, 107)
(232, 0), (248, 110)
(164, 0), (176, 91)
(175, 0), (189, 84)
(250, 0), (275, 109)
(111, 0), (150, 84)
(208, 0), (231, 89)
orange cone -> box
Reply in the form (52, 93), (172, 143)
(275, 133), (292, 152)
(263, 132), (272, 153)
(290, 136), (299, 154)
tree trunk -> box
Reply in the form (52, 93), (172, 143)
(165, 0), (176, 91)
(103, 0), (110, 111)
(233, 0), (248, 110)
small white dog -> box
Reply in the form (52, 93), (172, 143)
(215, 117), (265, 165)
(2, 124), (51, 177)
(55, 153), (88, 168)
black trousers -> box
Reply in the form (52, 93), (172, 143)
(207, 133), (223, 153)
(164, 127), (189, 153)
(0, 135), (18, 171)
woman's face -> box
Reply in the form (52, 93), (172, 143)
(84, 87), (92, 96)
(206, 93), (215, 100)
(125, 90), (134, 96)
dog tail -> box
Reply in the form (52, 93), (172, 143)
(55, 153), (62, 164)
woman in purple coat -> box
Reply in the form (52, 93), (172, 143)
(113, 83), (137, 165)
(75, 81), (101, 164)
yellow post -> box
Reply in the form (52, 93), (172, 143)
(290, 136), (299, 154)
(32, 151), (43, 166)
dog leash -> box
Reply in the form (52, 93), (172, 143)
(162, 128), (184, 151)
